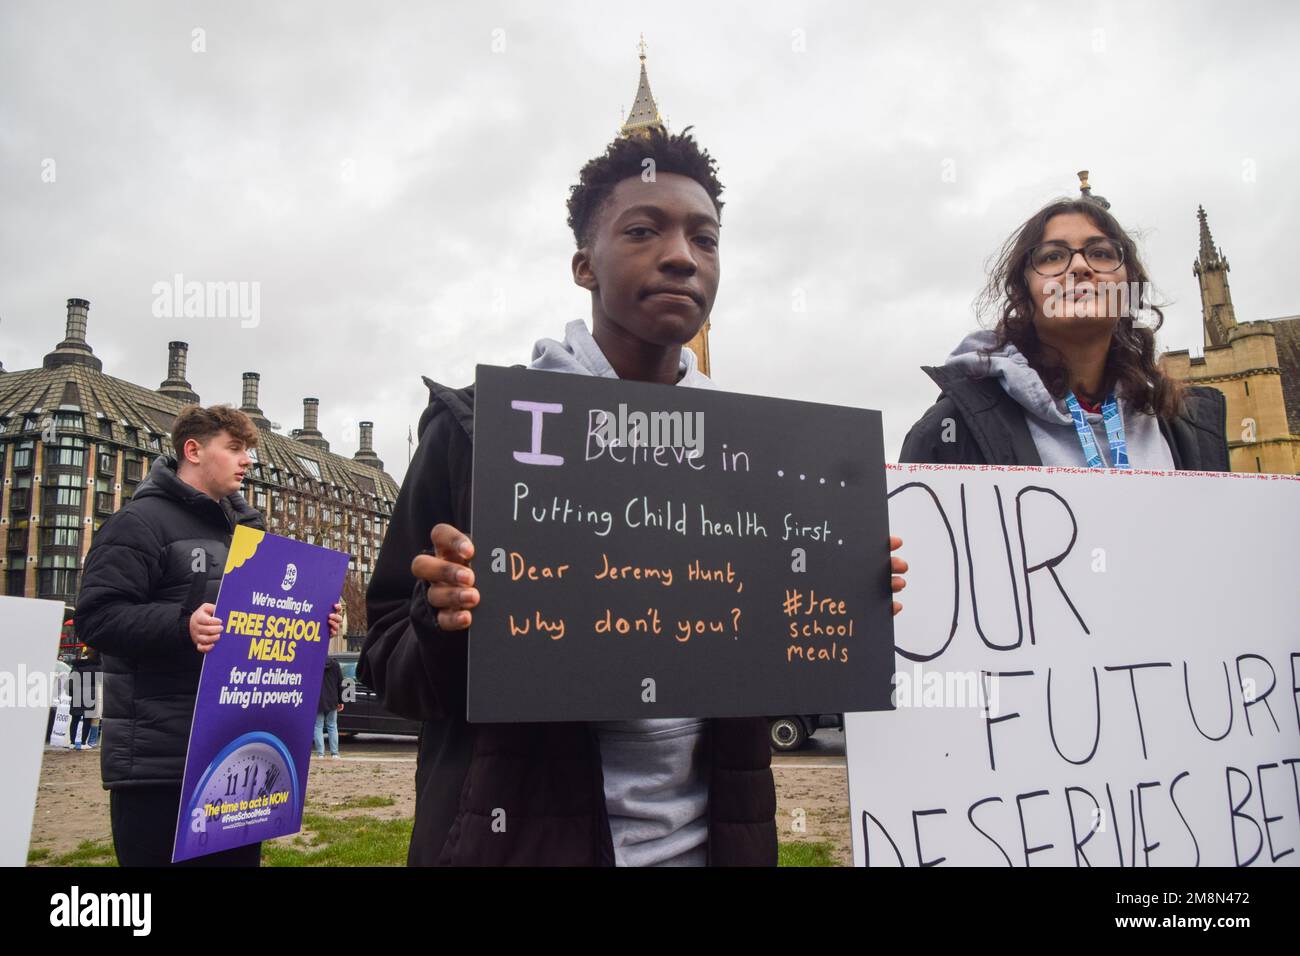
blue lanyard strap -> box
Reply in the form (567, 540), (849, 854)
(1064, 391), (1130, 469)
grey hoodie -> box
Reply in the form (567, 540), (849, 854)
(529, 319), (709, 867)
(944, 330), (1175, 469)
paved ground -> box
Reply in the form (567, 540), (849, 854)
(29, 729), (853, 865)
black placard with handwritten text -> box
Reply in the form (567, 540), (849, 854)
(466, 364), (895, 722)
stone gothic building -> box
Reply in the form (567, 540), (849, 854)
(1160, 208), (1300, 474)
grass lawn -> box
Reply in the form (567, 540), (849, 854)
(777, 841), (838, 867)
(33, 815), (840, 867)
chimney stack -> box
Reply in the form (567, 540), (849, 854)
(43, 297), (103, 371)
(297, 397), (329, 451)
(239, 372), (269, 426)
(353, 420), (385, 470)
(158, 341), (200, 405)
(241, 372), (261, 412)
(64, 298), (89, 344)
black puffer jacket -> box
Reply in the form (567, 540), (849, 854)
(360, 379), (778, 866)
(77, 456), (264, 789)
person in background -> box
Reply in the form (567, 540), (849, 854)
(900, 196), (1229, 471)
(66, 649), (93, 750)
(84, 647), (104, 749)
(315, 655), (344, 759)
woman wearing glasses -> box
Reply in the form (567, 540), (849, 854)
(900, 197), (1229, 471)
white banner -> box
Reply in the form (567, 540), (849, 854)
(0, 596), (66, 866)
(847, 465), (1300, 867)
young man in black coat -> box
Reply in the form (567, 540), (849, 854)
(77, 404), (341, 866)
(361, 128), (908, 866)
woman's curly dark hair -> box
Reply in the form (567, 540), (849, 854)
(566, 125), (724, 248)
(978, 198), (1183, 418)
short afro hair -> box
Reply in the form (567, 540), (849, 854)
(566, 125), (724, 248)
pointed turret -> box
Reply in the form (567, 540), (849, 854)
(620, 34), (665, 138)
(1194, 205), (1237, 348)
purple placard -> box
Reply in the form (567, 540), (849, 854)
(172, 527), (349, 863)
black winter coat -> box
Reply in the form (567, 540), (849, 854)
(77, 456), (265, 789)
(359, 378), (778, 866)
(318, 657), (343, 714)
(899, 366), (1231, 471)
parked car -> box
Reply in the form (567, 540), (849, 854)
(767, 713), (842, 752)
(331, 652), (422, 737)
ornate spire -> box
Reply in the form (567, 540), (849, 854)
(1196, 204), (1223, 269)
(619, 33), (665, 137)
(1077, 170), (1110, 210)
(1193, 204), (1235, 348)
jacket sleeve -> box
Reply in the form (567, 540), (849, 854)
(359, 401), (471, 721)
(75, 509), (192, 658)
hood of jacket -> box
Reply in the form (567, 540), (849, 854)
(942, 329), (1080, 427)
(529, 319), (715, 390)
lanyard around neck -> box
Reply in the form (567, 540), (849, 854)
(1064, 391), (1130, 469)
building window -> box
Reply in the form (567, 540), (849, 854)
(43, 487), (84, 509)
(5, 569), (24, 596)
(45, 437), (88, 469)
(125, 427), (139, 445)
(40, 527), (82, 549)
(95, 491), (115, 514)
(97, 451), (116, 476)
(37, 568), (80, 601)
(296, 456), (322, 480)
(98, 419), (113, 437)
(12, 442), (34, 471)
(124, 456), (143, 482)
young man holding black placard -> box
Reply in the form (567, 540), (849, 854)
(361, 127), (907, 866)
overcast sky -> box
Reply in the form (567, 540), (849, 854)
(3, 1), (1297, 484)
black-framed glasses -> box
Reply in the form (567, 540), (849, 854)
(1027, 238), (1125, 277)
